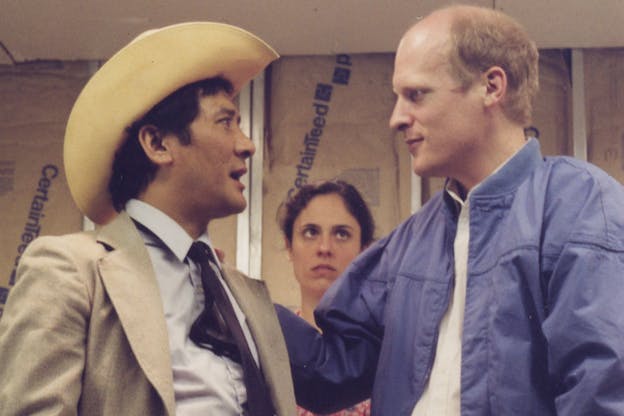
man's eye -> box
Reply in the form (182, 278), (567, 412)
(408, 90), (425, 102)
(219, 118), (233, 127)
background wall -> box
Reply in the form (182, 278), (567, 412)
(2, 0), (623, 63)
(585, 49), (624, 184)
(0, 62), (88, 317)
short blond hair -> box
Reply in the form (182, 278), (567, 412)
(443, 6), (539, 125)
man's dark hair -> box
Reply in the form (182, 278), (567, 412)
(109, 77), (234, 211)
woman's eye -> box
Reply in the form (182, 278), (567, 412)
(335, 229), (351, 240)
(302, 228), (318, 239)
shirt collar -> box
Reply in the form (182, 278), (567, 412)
(125, 199), (212, 262)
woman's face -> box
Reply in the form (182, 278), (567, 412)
(287, 193), (363, 299)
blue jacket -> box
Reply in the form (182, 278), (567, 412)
(277, 139), (624, 415)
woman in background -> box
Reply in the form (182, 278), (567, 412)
(277, 180), (375, 416)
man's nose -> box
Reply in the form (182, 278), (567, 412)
(389, 96), (410, 132)
(236, 130), (256, 159)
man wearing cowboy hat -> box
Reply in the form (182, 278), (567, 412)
(0, 23), (295, 416)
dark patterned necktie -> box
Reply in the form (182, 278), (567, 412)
(187, 241), (275, 416)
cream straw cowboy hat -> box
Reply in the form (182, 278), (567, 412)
(64, 22), (278, 224)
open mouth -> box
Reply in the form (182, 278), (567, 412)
(230, 168), (247, 181)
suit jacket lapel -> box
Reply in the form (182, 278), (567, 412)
(221, 266), (296, 415)
(96, 213), (175, 415)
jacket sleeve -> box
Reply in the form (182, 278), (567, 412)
(276, 240), (389, 414)
(0, 236), (92, 416)
(543, 241), (624, 415)
(542, 173), (624, 415)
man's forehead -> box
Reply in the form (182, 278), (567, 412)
(391, 41), (455, 93)
(402, 14), (451, 50)
(199, 92), (239, 114)
(204, 90), (236, 103)
(395, 28), (450, 70)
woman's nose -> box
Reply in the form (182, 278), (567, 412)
(316, 235), (333, 255)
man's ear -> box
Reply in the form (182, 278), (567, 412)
(137, 125), (173, 166)
(482, 66), (507, 108)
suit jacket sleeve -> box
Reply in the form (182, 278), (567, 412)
(0, 234), (95, 415)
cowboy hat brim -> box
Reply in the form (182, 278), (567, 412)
(64, 22), (278, 224)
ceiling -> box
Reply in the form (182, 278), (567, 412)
(1, 0), (623, 65)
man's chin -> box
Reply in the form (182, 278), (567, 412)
(412, 161), (442, 178)
(228, 198), (248, 215)
(210, 199), (247, 220)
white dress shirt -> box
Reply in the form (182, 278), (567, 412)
(126, 199), (259, 416)
(412, 184), (470, 416)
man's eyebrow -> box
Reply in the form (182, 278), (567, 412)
(214, 107), (237, 117)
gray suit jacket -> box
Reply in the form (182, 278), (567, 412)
(0, 212), (295, 415)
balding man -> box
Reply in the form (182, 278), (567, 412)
(277, 5), (624, 415)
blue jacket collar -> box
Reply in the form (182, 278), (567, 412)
(471, 138), (542, 199)
(441, 138), (542, 215)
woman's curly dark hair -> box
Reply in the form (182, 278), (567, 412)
(277, 179), (375, 248)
